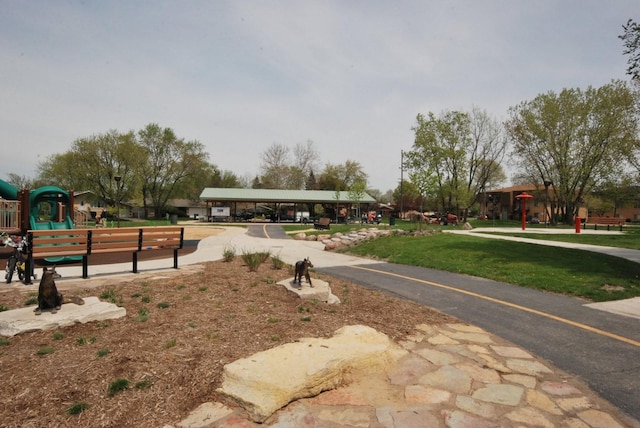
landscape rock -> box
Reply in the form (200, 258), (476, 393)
(216, 325), (408, 423)
(0, 297), (126, 337)
(278, 277), (340, 304)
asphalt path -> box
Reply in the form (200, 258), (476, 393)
(247, 224), (291, 240)
(315, 261), (640, 421)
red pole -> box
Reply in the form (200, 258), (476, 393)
(575, 216), (581, 234)
(521, 199), (527, 230)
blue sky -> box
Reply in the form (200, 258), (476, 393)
(0, 1), (636, 193)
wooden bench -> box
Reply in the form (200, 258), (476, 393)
(584, 217), (625, 231)
(314, 217), (331, 230)
(26, 226), (184, 282)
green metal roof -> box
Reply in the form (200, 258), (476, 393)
(199, 188), (376, 204)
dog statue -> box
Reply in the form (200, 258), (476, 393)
(294, 258), (313, 287)
(34, 267), (84, 315)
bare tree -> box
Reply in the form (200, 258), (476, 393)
(620, 19), (640, 81)
(259, 143), (291, 189)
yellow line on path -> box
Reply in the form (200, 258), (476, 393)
(349, 265), (640, 348)
(262, 224), (271, 239)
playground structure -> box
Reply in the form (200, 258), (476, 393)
(0, 178), (77, 235)
(0, 178), (84, 264)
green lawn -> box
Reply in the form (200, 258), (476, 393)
(341, 232), (640, 302)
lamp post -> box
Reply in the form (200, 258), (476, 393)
(114, 175), (121, 228)
(543, 180), (553, 227)
(515, 192), (533, 230)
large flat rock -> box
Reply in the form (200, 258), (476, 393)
(278, 277), (340, 304)
(0, 297), (126, 337)
(217, 324), (407, 423)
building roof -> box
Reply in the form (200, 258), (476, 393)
(199, 188), (376, 204)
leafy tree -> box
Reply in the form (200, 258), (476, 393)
(407, 108), (508, 221)
(317, 160), (367, 191)
(392, 180), (420, 212)
(305, 170), (317, 190)
(209, 168), (241, 189)
(620, 19), (640, 80)
(408, 111), (467, 215)
(506, 80), (638, 224)
(251, 176), (262, 189)
(348, 179), (367, 219)
(592, 173), (637, 218)
(137, 124), (210, 218)
(37, 130), (140, 204)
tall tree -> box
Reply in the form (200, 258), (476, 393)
(467, 107), (508, 202)
(259, 141), (320, 189)
(392, 180), (420, 212)
(620, 19), (640, 81)
(409, 111), (471, 215)
(137, 123), (210, 218)
(259, 143), (290, 189)
(348, 178), (367, 220)
(506, 80), (638, 223)
(37, 130), (140, 203)
(317, 161), (367, 191)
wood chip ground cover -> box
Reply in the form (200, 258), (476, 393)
(0, 257), (454, 427)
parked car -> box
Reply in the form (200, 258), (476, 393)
(234, 211), (255, 222)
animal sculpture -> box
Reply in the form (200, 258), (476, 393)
(294, 258), (313, 287)
(34, 267), (84, 315)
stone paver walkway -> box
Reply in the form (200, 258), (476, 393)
(172, 323), (637, 428)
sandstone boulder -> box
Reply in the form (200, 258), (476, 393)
(217, 325), (408, 422)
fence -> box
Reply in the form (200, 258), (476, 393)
(0, 200), (20, 231)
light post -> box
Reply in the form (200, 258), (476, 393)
(114, 175), (121, 228)
(515, 192), (533, 231)
(543, 180), (553, 227)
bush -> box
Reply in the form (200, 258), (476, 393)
(241, 250), (270, 272)
(107, 378), (129, 397)
(271, 254), (286, 270)
(222, 244), (236, 262)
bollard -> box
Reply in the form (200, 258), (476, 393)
(575, 216), (581, 234)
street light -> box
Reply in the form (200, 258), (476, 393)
(543, 180), (553, 227)
(114, 175), (121, 228)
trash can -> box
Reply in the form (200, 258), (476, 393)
(389, 215), (396, 226)
(170, 214), (178, 225)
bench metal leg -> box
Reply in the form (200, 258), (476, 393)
(24, 258), (33, 285)
(173, 249), (178, 269)
(82, 256), (88, 279)
(133, 252), (138, 273)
